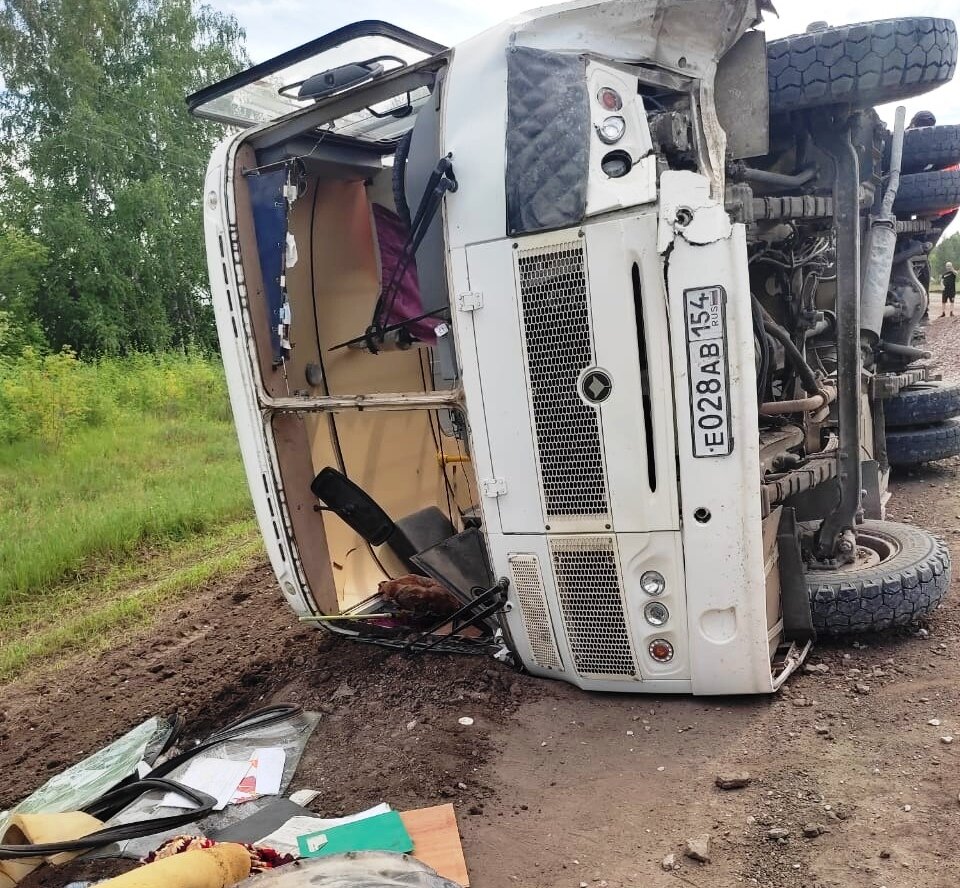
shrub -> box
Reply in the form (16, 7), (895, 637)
(0, 350), (229, 448)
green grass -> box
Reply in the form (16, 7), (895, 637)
(0, 519), (263, 680)
(0, 351), (263, 677)
(0, 407), (253, 607)
(0, 353), (254, 608)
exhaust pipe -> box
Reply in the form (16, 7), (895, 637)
(860, 106), (906, 349)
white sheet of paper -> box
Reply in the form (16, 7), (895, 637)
(255, 815), (326, 856)
(305, 833), (328, 853)
(231, 747), (286, 804)
(288, 789), (320, 807)
(161, 758), (251, 811)
(254, 803), (391, 857)
(307, 802), (391, 831)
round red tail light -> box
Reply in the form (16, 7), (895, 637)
(649, 639), (675, 662)
(598, 87), (623, 111)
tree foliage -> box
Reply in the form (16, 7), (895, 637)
(0, 0), (247, 355)
(930, 230), (960, 283)
(0, 225), (47, 355)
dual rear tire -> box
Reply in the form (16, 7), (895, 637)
(767, 18), (958, 113)
(884, 382), (960, 466)
(895, 124), (960, 173)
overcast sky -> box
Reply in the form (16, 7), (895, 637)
(213, 0), (960, 123)
(212, 0), (960, 235)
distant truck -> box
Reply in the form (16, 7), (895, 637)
(192, 0), (958, 694)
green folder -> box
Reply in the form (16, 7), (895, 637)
(296, 811), (414, 858)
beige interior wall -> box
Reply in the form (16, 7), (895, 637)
(235, 155), (475, 611)
(279, 175), (474, 610)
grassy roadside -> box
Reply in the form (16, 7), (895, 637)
(0, 518), (264, 681)
(0, 352), (254, 606)
(0, 406), (253, 608)
(0, 352), (263, 679)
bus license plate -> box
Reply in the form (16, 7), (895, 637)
(683, 286), (733, 458)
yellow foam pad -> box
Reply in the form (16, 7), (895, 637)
(96, 844), (252, 888)
(0, 810), (104, 885)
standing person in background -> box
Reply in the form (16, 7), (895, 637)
(942, 262), (957, 318)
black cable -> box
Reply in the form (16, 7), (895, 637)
(419, 353), (452, 521)
(763, 320), (821, 396)
(0, 780), (216, 859)
(423, 352), (477, 519)
(307, 183), (348, 472)
(144, 705), (303, 780)
(417, 325), (476, 515)
(452, 422), (476, 512)
(751, 296), (771, 402)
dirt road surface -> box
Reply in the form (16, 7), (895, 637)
(4, 318), (960, 888)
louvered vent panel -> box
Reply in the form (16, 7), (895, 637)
(516, 243), (608, 520)
(509, 554), (563, 671)
(550, 536), (636, 679)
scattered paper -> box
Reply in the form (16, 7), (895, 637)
(232, 747), (286, 804)
(288, 789), (320, 807)
(255, 803), (391, 858)
(256, 816), (327, 856)
(307, 803), (392, 831)
(161, 757), (250, 811)
(303, 832), (328, 854)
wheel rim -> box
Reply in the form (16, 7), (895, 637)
(852, 528), (900, 569)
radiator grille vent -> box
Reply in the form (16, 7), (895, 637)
(550, 536), (636, 679)
(509, 555), (563, 671)
(516, 243), (608, 520)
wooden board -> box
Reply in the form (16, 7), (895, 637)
(400, 804), (469, 887)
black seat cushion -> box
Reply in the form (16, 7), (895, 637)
(389, 507), (457, 562)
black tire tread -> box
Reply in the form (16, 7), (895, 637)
(884, 381), (960, 427)
(897, 124), (960, 173)
(886, 417), (960, 465)
(767, 18), (958, 113)
(894, 169), (960, 216)
(807, 520), (951, 634)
